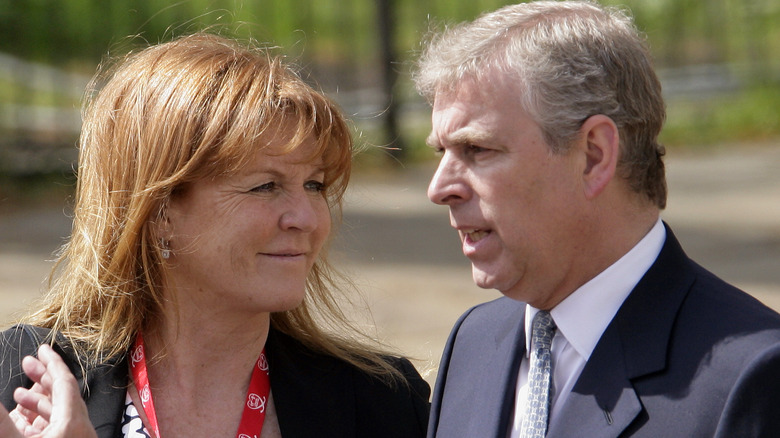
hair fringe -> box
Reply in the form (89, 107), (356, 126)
(19, 32), (409, 385)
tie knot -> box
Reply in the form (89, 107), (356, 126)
(531, 311), (556, 351)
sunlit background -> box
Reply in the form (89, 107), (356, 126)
(1, 0), (778, 174)
(1, 0), (779, 383)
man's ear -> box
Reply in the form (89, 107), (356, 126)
(579, 114), (620, 200)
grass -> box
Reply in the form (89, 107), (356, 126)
(661, 84), (780, 149)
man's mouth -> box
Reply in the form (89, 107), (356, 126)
(462, 229), (490, 243)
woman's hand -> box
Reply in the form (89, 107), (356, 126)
(0, 344), (97, 438)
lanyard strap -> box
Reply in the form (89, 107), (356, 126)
(130, 334), (271, 438)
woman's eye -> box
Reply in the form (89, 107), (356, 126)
(250, 182), (276, 192)
(305, 180), (326, 193)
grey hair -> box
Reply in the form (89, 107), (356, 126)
(414, 0), (667, 208)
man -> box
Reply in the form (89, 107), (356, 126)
(413, 1), (780, 437)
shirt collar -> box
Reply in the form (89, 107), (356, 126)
(525, 219), (666, 359)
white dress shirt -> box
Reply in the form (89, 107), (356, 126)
(510, 219), (666, 437)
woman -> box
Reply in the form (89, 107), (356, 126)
(0, 33), (429, 437)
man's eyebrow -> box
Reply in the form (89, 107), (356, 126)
(428, 129), (492, 148)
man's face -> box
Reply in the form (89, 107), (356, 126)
(426, 75), (588, 308)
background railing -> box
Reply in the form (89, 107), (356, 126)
(1, 0), (778, 177)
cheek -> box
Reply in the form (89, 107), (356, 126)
(313, 203), (332, 244)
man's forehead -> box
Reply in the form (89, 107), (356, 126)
(427, 80), (494, 147)
(433, 78), (482, 107)
(427, 112), (494, 149)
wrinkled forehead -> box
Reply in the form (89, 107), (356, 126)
(428, 74), (524, 147)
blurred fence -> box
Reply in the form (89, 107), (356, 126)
(1, 0), (778, 176)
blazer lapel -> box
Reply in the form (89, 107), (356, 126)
(265, 330), (356, 438)
(549, 224), (696, 438)
(483, 307), (527, 437)
(433, 298), (526, 438)
(547, 327), (641, 438)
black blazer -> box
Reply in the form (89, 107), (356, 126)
(0, 326), (430, 437)
(428, 225), (780, 438)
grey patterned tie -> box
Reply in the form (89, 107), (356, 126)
(519, 310), (557, 438)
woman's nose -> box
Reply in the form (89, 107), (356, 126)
(279, 193), (321, 232)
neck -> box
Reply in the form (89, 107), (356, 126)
(143, 297), (271, 390)
(134, 296), (273, 437)
(574, 204), (660, 291)
(533, 202), (660, 310)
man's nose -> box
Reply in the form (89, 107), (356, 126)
(428, 152), (469, 206)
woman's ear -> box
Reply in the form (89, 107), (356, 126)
(153, 200), (174, 259)
(579, 114), (620, 200)
(153, 200), (173, 242)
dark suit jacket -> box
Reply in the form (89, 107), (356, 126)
(428, 225), (780, 438)
(0, 326), (430, 437)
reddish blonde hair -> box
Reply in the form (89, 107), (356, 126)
(25, 33), (401, 380)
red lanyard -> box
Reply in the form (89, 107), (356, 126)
(130, 334), (271, 438)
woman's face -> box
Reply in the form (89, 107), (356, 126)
(162, 132), (332, 317)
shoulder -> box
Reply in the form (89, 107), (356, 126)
(0, 325), (77, 409)
(0, 326), (30, 407)
(266, 329), (429, 437)
(682, 259), (780, 337)
(0, 324), (120, 380)
(630, 225), (780, 351)
(446, 296), (525, 346)
(350, 354), (430, 436)
(435, 296), (525, 388)
(0, 324), (54, 357)
(266, 328), (429, 397)
(460, 295), (525, 321)
(0, 325), (128, 437)
(715, 341), (780, 435)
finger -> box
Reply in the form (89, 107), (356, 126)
(0, 403), (24, 438)
(9, 407), (45, 437)
(35, 345), (96, 437)
(25, 344), (75, 395)
(31, 414), (49, 435)
(35, 344), (84, 412)
(13, 386), (53, 421)
(9, 401), (39, 426)
(20, 357), (50, 397)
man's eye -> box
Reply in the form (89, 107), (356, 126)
(466, 144), (487, 154)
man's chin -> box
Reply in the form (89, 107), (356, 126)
(471, 267), (500, 290)
(472, 266), (528, 300)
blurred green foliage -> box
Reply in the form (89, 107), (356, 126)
(0, 0), (777, 175)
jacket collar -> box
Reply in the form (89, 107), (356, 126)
(548, 224), (695, 438)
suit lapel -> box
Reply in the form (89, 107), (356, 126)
(484, 306), (527, 437)
(548, 327), (641, 438)
(433, 298), (526, 438)
(549, 225), (696, 438)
